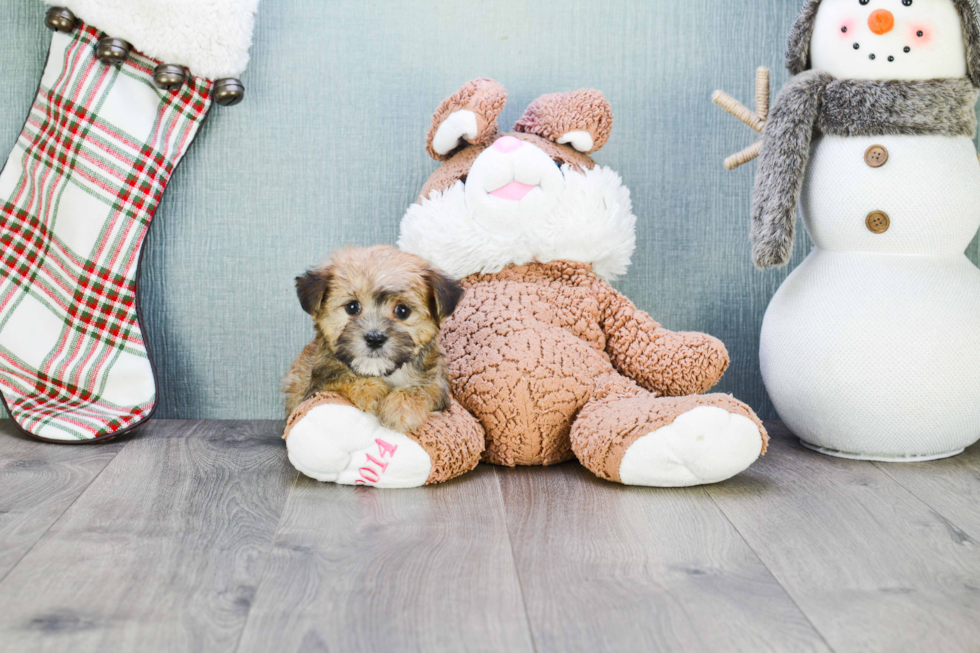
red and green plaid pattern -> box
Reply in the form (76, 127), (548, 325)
(0, 23), (212, 441)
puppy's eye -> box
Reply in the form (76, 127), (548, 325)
(345, 301), (361, 316)
(394, 304), (411, 320)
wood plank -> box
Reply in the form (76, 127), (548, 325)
(0, 420), (294, 653)
(873, 442), (980, 542)
(497, 462), (831, 653)
(707, 423), (980, 653)
(236, 464), (535, 653)
(0, 421), (126, 582)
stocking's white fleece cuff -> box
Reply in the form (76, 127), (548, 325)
(41, 0), (259, 79)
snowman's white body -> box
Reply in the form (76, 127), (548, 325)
(759, 0), (980, 459)
(761, 134), (980, 458)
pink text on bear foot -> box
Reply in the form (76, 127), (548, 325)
(355, 438), (399, 485)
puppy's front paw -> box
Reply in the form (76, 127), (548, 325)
(286, 403), (431, 488)
(377, 392), (430, 434)
(345, 377), (390, 415)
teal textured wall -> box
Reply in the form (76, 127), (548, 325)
(0, 0), (977, 420)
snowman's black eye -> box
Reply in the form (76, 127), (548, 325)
(860, 0), (870, 4)
(903, 0), (912, 5)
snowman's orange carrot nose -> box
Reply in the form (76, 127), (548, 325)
(868, 9), (895, 35)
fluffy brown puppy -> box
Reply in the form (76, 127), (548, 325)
(282, 245), (464, 434)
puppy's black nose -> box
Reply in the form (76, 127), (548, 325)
(364, 331), (388, 350)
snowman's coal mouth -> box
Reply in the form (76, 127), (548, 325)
(867, 52), (902, 62)
(853, 41), (909, 62)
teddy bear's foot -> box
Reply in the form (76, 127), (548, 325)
(619, 406), (762, 487)
(286, 402), (432, 488)
(571, 386), (768, 486)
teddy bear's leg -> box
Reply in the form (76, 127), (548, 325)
(570, 374), (768, 487)
(396, 399), (486, 484)
(284, 393), (484, 488)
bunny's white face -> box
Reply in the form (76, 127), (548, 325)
(810, 0), (967, 80)
(463, 136), (566, 235)
(399, 147), (636, 282)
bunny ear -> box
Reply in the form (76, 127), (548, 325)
(425, 78), (508, 160)
(514, 89), (613, 154)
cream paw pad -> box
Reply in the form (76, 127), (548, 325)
(285, 401), (431, 489)
(619, 406), (764, 488)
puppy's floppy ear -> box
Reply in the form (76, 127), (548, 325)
(426, 78), (507, 160)
(424, 268), (465, 322)
(295, 266), (332, 316)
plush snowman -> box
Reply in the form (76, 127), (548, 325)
(719, 0), (980, 460)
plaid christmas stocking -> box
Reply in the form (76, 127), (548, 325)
(0, 3), (257, 442)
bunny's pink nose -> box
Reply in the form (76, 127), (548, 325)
(493, 136), (523, 153)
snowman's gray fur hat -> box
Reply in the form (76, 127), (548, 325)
(786, 0), (980, 86)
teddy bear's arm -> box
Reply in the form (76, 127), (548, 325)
(598, 281), (730, 396)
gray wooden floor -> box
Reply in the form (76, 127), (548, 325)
(1, 420), (979, 653)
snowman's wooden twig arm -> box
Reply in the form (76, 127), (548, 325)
(756, 67), (770, 121)
(713, 67), (770, 170)
(725, 141), (764, 172)
(712, 91), (765, 133)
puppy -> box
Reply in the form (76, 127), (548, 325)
(282, 245), (464, 434)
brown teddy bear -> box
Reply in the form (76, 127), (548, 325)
(284, 79), (768, 488)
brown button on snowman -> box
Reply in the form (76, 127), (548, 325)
(717, 0), (980, 461)
(864, 145), (889, 167)
(865, 210), (890, 233)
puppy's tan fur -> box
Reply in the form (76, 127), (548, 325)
(282, 245), (464, 434)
